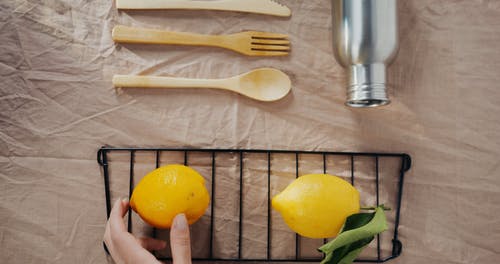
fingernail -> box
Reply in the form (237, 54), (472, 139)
(173, 213), (188, 230)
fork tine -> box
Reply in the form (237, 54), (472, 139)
(251, 44), (290, 51)
(251, 39), (290, 45)
(249, 50), (289, 56)
(249, 31), (288, 39)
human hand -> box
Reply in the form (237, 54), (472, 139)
(104, 198), (192, 264)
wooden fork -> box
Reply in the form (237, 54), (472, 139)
(112, 25), (290, 56)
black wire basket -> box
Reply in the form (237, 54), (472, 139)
(98, 147), (411, 262)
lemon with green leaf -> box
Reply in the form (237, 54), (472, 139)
(272, 174), (360, 238)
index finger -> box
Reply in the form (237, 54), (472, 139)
(109, 198), (129, 232)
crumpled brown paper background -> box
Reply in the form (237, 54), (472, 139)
(1, 0), (500, 263)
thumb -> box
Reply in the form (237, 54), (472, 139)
(170, 214), (192, 264)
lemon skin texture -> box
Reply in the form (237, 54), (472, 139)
(130, 164), (210, 229)
(272, 174), (360, 238)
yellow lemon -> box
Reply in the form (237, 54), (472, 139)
(130, 164), (210, 228)
(272, 174), (359, 238)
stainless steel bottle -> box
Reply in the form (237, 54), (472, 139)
(332, 0), (399, 107)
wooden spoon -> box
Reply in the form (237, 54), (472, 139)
(113, 68), (291, 102)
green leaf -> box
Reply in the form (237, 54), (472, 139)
(318, 205), (388, 264)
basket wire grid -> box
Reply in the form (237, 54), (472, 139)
(97, 147), (411, 262)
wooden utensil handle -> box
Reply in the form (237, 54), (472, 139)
(112, 25), (221, 47)
(113, 75), (227, 89)
(117, 0), (233, 10)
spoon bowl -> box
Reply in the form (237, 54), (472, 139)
(233, 68), (291, 101)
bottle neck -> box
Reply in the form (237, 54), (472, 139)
(346, 64), (390, 108)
